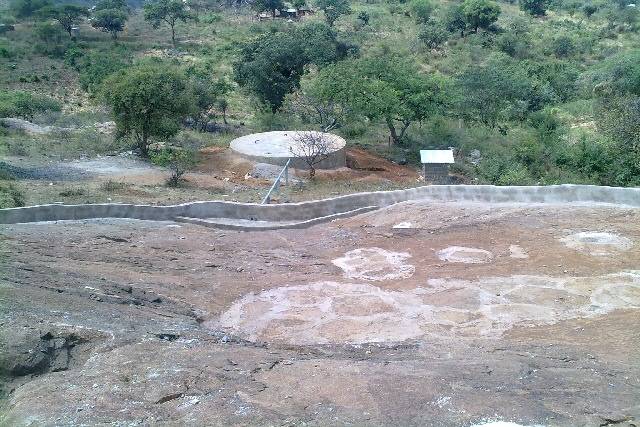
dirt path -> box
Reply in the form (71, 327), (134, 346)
(1, 201), (639, 426)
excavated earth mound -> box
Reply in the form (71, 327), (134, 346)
(1, 201), (639, 426)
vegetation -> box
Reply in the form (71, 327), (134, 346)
(0, 91), (61, 120)
(101, 65), (195, 156)
(143, 0), (195, 46)
(1, 0), (640, 202)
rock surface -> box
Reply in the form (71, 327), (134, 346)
(1, 201), (639, 426)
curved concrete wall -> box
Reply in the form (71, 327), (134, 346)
(1, 184), (640, 225)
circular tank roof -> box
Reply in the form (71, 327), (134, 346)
(230, 131), (346, 159)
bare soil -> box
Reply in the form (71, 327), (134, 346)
(3, 148), (421, 206)
(1, 201), (639, 426)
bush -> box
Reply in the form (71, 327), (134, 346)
(33, 21), (67, 57)
(74, 51), (131, 93)
(0, 181), (25, 208)
(150, 147), (199, 187)
(409, 0), (434, 23)
(100, 180), (127, 192)
(551, 35), (575, 58)
(0, 91), (61, 121)
(419, 21), (449, 49)
(520, 0), (548, 16)
(9, 0), (51, 18)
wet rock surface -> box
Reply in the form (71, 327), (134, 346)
(1, 202), (639, 426)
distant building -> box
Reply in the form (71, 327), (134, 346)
(420, 149), (455, 184)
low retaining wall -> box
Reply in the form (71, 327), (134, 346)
(1, 185), (640, 225)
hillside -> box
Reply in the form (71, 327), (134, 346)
(0, 0), (639, 207)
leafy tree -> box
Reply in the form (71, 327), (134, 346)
(520, 0), (548, 16)
(101, 65), (196, 156)
(461, 0), (500, 33)
(251, 0), (284, 17)
(186, 69), (233, 129)
(143, 0), (196, 47)
(311, 54), (450, 145)
(293, 0), (306, 9)
(9, 0), (51, 18)
(34, 21), (64, 51)
(0, 91), (61, 120)
(234, 23), (350, 111)
(551, 35), (575, 58)
(315, 0), (351, 27)
(73, 50), (131, 92)
(409, 0), (434, 24)
(94, 0), (128, 12)
(443, 3), (467, 37)
(419, 21), (449, 49)
(456, 54), (537, 128)
(91, 8), (128, 39)
(587, 52), (640, 185)
(43, 4), (89, 38)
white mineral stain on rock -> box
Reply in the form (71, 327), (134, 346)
(437, 246), (494, 264)
(392, 222), (414, 229)
(560, 231), (633, 256)
(214, 272), (640, 345)
(332, 247), (415, 281)
(472, 423), (543, 427)
(509, 245), (529, 259)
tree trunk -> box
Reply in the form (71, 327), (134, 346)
(112, 31), (118, 40)
(272, 9), (276, 17)
(171, 24), (176, 47)
(222, 107), (227, 124)
(385, 117), (404, 145)
(139, 134), (149, 157)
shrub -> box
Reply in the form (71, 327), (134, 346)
(74, 50), (131, 93)
(0, 181), (25, 208)
(9, 0), (51, 18)
(552, 35), (575, 58)
(100, 180), (127, 192)
(409, 0), (434, 23)
(0, 91), (61, 121)
(150, 147), (199, 187)
(419, 21), (449, 49)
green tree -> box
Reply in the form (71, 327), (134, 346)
(43, 4), (89, 38)
(462, 0), (500, 33)
(315, 0), (351, 27)
(186, 69), (232, 129)
(234, 23), (349, 111)
(312, 54), (450, 145)
(91, 8), (128, 39)
(409, 0), (434, 24)
(251, 0), (284, 17)
(74, 50), (131, 92)
(9, 0), (51, 18)
(143, 0), (196, 47)
(520, 0), (548, 16)
(456, 54), (534, 128)
(34, 21), (64, 52)
(419, 21), (449, 49)
(101, 65), (196, 156)
(443, 3), (467, 37)
(94, 0), (128, 12)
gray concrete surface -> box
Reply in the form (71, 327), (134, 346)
(2, 184), (640, 226)
(229, 131), (347, 170)
(174, 206), (378, 230)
